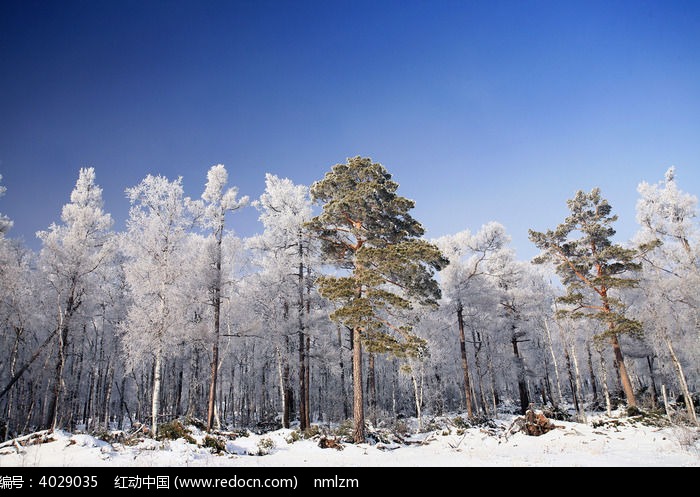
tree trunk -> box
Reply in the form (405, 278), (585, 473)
(587, 342), (598, 403)
(367, 352), (377, 426)
(471, 327), (487, 415)
(305, 334), (310, 424)
(664, 334), (698, 425)
(511, 334), (530, 415)
(48, 322), (70, 430)
(338, 327), (349, 420)
(277, 345), (292, 429)
(564, 343), (582, 416)
(411, 368), (422, 431)
(207, 232), (223, 431)
(662, 384), (672, 423)
(646, 356), (658, 408)
(594, 341), (612, 416)
(610, 334), (636, 407)
(543, 319), (563, 406)
(151, 351), (162, 435)
(298, 329), (308, 430)
(457, 304), (473, 418)
(297, 255), (310, 431)
(570, 340), (586, 422)
(352, 327), (365, 443)
(0, 327), (58, 401)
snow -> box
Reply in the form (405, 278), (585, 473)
(2, 413), (698, 467)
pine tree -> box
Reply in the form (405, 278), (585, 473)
(529, 188), (647, 408)
(308, 156), (447, 442)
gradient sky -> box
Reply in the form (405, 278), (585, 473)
(1, 0), (699, 259)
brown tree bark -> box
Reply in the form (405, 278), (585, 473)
(352, 327), (364, 443)
(610, 334), (636, 407)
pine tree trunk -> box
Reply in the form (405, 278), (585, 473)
(352, 327), (365, 443)
(610, 334), (636, 407)
(457, 304), (473, 418)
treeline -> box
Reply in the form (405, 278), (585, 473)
(0, 158), (697, 441)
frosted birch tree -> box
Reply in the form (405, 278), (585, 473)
(248, 173), (315, 429)
(36, 168), (114, 429)
(195, 164), (249, 431)
(0, 175), (12, 237)
(121, 174), (195, 435)
(434, 222), (508, 418)
(633, 167), (699, 423)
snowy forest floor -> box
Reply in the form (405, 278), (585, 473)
(2, 410), (699, 467)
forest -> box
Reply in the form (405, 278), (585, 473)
(0, 156), (698, 444)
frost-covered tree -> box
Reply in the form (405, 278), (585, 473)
(249, 174), (315, 429)
(434, 222), (508, 417)
(0, 175), (13, 236)
(308, 157), (447, 442)
(529, 188), (647, 408)
(0, 240), (43, 437)
(487, 249), (552, 414)
(633, 167), (699, 423)
(121, 175), (195, 435)
(195, 164), (248, 431)
(36, 167), (114, 429)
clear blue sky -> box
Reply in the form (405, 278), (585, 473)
(1, 0), (699, 259)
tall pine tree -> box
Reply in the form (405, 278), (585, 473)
(308, 156), (447, 442)
(529, 188), (647, 408)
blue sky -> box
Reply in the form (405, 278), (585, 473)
(1, 0), (699, 259)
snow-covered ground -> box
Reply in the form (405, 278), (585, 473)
(2, 413), (698, 467)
